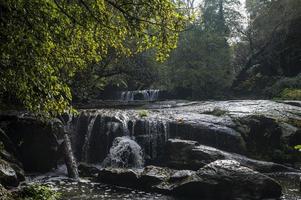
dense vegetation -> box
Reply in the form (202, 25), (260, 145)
(70, 0), (301, 101)
(0, 0), (186, 116)
(0, 0), (300, 115)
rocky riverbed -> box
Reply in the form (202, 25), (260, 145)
(0, 100), (300, 199)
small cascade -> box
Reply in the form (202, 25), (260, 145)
(81, 115), (98, 162)
(133, 119), (169, 162)
(120, 89), (160, 101)
(102, 136), (144, 168)
(115, 112), (130, 136)
(69, 109), (170, 166)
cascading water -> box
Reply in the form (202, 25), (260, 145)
(102, 136), (144, 168)
(115, 112), (130, 136)
(81, 115), (98, 162)
(120, 89), (160, 101)
(69, 109), (170, 166)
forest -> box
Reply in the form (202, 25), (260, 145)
(0, 0), (300, 200)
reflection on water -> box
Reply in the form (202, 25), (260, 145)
(27, 176), (176, 200)
(269, 172), (301, 200)
(25, 173), (301, 200)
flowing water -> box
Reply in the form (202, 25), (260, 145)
(120, 89), (160, 101)
(102, 136), (144, 168)
(27, 171), (301, 200)
(32, 100), (301, 200)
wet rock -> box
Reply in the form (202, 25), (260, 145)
(78, 163), (100, 178)
(158, 160), (282, 199)
(0, 159), (18, 188)
(96, 161), (281, 199)
(97, 168), (140, 188)
(168, 118), (246, 154)
(164, 138), (299, 173)
(169, 170), (195, 182)
(0, 128), (25, 184)
(195, 160), (281, 199)
(0, 114), (59, 172)
(139, 166), (171, 188)
(73, 100), (301, 165)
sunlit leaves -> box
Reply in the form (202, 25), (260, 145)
(0, 0), (186, 117)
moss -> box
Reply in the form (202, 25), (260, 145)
(16, 184), (61, 200)
(138, 110), (149, 118)
(276, 88), (301, 100)
(295, 145), (301, 151)
(0, 184), (13, 200)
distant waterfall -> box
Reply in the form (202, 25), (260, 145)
(120, 89), (160, 101)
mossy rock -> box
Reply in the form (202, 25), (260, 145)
(277, 88), (301, 100)
(0, 184), (13, 200)
(14, 184), (61, 200)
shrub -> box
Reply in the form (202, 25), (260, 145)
(295, 145), (301, 151)
(266, 74), (301, 98)
(277, 88), (301, 100)
(18, 184), (60, 200)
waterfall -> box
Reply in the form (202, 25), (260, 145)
(69, 109), (170, 166)
(120, 89), (160, 101)
(101, 136), (144, 168)
(115, 112), (130, 136)
(81, 115), (97, 162)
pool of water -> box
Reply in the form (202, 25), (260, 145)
(26, 176), (177, 200)
(25, 174), (301, 200)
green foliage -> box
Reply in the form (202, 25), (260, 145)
(233, 0), (301, 97)
(0, 0), (186, 117)
(0, 184), (13, 200)
(138, 110), (149, 118)
(294, 145), (301, 151)
(156, 0), (241, 99)
(18, 184), (60, 200)
(278, 88), (301, 100)
(265, 74), (301, 99)
(71, 50), (160, 101)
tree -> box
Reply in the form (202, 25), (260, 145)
(232, 0), (301, 96)
(157, 0), (241, 99)
(0, 0), (186, 117)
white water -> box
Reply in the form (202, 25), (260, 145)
(82, 115), (98, 162)
(120, 89), (159, 101)
(102, 136), (144, 168)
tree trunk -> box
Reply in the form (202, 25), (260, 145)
(62, 131), (79, 179)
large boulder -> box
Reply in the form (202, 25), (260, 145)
(0, 128), (24, 187)
(0, 114), (59, 172)
(78, 163), (100, 178)
(98, 168), (140, 188)
(193, 160), (282, 199)
(96, 161), (282, 199)
(156, 161), (281, 199)
(0, 159), (18, 188)
(164, 138), (299, 173)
